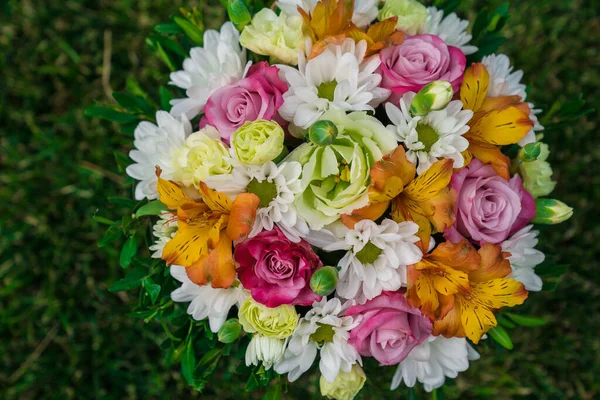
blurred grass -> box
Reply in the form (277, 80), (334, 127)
(0, 0), (598, 399)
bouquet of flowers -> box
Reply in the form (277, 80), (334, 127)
(90, 0), (577, 397)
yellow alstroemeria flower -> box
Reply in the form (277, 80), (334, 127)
(156, 167), (259, 288)
(460, 63), (534, 179)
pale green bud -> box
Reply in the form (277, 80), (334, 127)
(532, 198), (573, 224)
(218, 318), (242, 344)
(518, 143), (556, 197)
(231, 119), (285, 165)
(517, 142), (542, 162)
(410, 80), (454, 116)
(310, 266), (339, 296)
(320, 364), (366, 400)
(227, 0), (252, 29)
(378, 0), (427, 35)
(308, 120), (338, 146)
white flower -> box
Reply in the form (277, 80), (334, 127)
(278, 39), (390, 128)
(481, 53), (543, 146)
(274, 298), (361, 383)
(501, 225), (545, 291)
(126, 111), (192, 200)
(169, 22), (250, 119)
(277, 0), (377, 28)
(418, 7), (478, 55)
(149, 211), (178, 258)
(391, 335), (480, 392)
(246, 335), (287, 370)
(323, 219), (423, 302)
(170, 266), (247, 333)
(385, 92), (472, 174)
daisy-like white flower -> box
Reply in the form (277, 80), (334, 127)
(385, 92), (473, 175)
(323, 219), (423, 302)
(149, 211), (178, 258)
(418, 7), (478, 55)
(274, 297), (361, 383)
(501, 225), (545, 291)
(391, 335), (480, 392)
(278, 39), (390, 128)
(170, 266), (247, 333)
(277, 0), (377, 28)
(245, 335), (287, 370)
(169, 22), (250, 119)
(126, 111), (192, 200)
(482, 53), (543, 146)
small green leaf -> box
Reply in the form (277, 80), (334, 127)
(155, 22), (183, 34)
(120, 236), (138, 268)
(136, 200), (168, 217)
(159, 87), (175, 111)
(93, 215), (115, 225)
(85, 106), (138, 123)
(505, 313), (547, 327)
(181, 334), (198, 388)
(108, 197), (138, 208)
(497, 315), (516, 329)
(114, 152), (130, 173)
(245, 372), (260, 392)
(173, 16), (204, 45)
(263, 379), (283, 400)
(108, 267), (147, 292)
(143, 277), (161, 304)
(432, 387), (445, 400)
(488, 326), (513, 350)
(98, 225), (123, 247)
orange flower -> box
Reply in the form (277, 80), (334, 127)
(407, 240), (528, 343)
(156, 168), (259, 288)
(460, 63), (534, 179)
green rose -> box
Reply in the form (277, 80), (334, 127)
(170, 126), (232, 188)
(378, 0), (428, 35)
(320, 364), (366, 400)
(231, 119), (285, 165)
(239, 9), (305, 65)
(287, 110), (396, 230)
(518, 142), (557, 198)
(238, 298), (298, 339)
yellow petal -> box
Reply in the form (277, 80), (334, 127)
(458, 296), (497, 344)
(467, 105), (534, 146)
(471, 279), (528, 311)
(156, 167), (196, 210)
(370, 145), (415, 201)
(404, 159), (454, 201)
(162, 215), (218, 266)
(468, 243), (512, 283)
(199, 182), (232, 214)
(414, 272), (439, 319)
(460, 63), (490, 112)
(391, 198), (431, 251)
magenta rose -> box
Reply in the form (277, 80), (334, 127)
(379, 34), (466, 103)
(447, 159), (536, 245)
(202, 61), (288, 141)
(346, 291), (432, 366)
(234, 227), (322, 308)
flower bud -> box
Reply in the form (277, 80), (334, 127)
(227, 0), (252, 29)
(308, 120), (338, 146)
(238, 298), (298, 339)
(517, 142), (542, 162)
(532, 198), (573, 224)
(518, 143), (556, 198)
(409, 80), (454, 116)
(320, 364), (366, 400)
(231, 119), (285, 165)
(218, 318), (243, 344)
(310, 266), (339, 296)
(245, 335), (286, 370)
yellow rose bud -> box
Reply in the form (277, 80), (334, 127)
(378, 0), (427, 35)
(231, 119), (285, 165)
(320, 364), (366, 400)
(238, 298), (298, 339)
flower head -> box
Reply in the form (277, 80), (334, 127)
(231, 120), (285, 165)
(378, 0), (427, 35)
(518, 142), (556, 197)
(278, 0), (378, 28)
(418, 7), (478, 55)
(238, 298), (299, 339)
(320, 364), (366, 400)
(245, 335), (287, 369)
(501, 225), (545, 291)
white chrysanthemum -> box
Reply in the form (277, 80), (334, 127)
(278, 39), (390, 128)
(323, 219), (423, 302)
(277, 0), (377, 28)
(169, 22), (250, 119)
(126, 111), (192, 200)
(482, 54), (543, 146)
(501, 225), (545, 291)
(385, 92), (473, 174)
(170, 266), (247, 333)
(391, 335), (480, 392)
(418, 7), (477, 55)
(274, 298), (361, 383)
(149, 211), (178, 258)
(246, 335), (287, 370)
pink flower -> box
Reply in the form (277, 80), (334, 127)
(379, 34), (466, 104)
(202, 62), (288, 141)
(346, 291), (432, 366)
(447, 159), (536, 245)
(234, 227), (322, 308)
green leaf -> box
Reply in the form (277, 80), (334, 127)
(143, 277), (161, 304)
(159, 87), (175, 111)
(181, 334), (198, 388)
(108, 267), (147, 292)
(173, 16), (204, 45)
(505, 313), (547, 327)
(93, 215), (115, 225)
(263, 379), (283, 400)
(114, 152), (130, 173)
(432, 387), (445, 400)
(136, 200), (168, 217)
(535, 261), (569, 278)
(98, 225), (123, 247)
(245, 372), (260, 392)
(146, 38), (177, 71)
(155, 22), (183, 35)
(119, 236), (138, 268)
(113, 92), (144, 113)
(497, 315), (516, 329)
(108, 197), (137, 208)
(488, 326), (513, 350)
(85, 106), (138, 123)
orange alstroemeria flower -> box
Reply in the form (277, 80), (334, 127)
(407, 239), (528, 343)
(156, 168), (259, 288)
(460, 63), (534, 179)
(341, 146), (456, 251)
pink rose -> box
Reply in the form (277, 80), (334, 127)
(379, 34), (466, 103)
(234, 227), (322, 308)
(202, 62), (288, 141)
(447, 159), (536, 245)
(346, 291), (432, 366)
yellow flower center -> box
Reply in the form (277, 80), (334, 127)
(317, 81), (338, 101)
(355, 241), (383, 264)
(416, 123), (439, 152)
(310, 323), (335, 344)
(247, 178), (277, 208)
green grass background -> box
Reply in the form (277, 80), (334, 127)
(1, 0), (598, 398)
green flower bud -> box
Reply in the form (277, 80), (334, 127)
(518, 142), (542, 162)
(409, 80), (454, 116)
(218, 318), (243, 344)
(320, 364), (366, 400)
(532, 198), (573, 224)
(308, 120), (338, 146)
(310, 266), (339, 296)
(231, 119), (285, 165)
(518, 142), (556, 197)
(227, 0), (252, 29)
